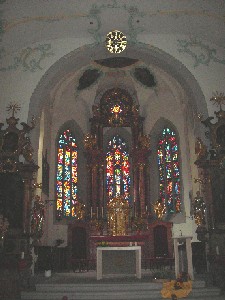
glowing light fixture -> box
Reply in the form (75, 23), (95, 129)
(105, 30), (127, 54)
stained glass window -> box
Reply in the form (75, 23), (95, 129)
(157, 127), (181, 213)
(56, 129), (78, 219)
(106, 135), (131, 202)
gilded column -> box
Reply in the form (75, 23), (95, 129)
(132, 163), (139, 217)
(22, 178), (31, 233)
(99, 164), (104, 217)
(91, 164), (98, 216)
(138, 163), (146, 216)
(20, 163), (38, 234)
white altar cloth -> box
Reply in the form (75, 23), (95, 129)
(96, 246), (141, 280)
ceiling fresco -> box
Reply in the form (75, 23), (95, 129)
(0, 0), (224, 73)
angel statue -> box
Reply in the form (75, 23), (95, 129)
(195, 137), (208, 160)
(138, 133), (151, 150)
(84, 133), (97, 150)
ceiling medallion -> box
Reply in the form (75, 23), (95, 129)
(105, 30), (127, 54)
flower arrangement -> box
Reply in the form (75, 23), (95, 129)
(174, 272), (191, 289)
(161, 272), (192, 299)
(97, 241), (108, 247)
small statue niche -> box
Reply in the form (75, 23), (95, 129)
(216, 124), (225, 148)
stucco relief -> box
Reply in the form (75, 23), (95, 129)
(0, 43), (54, 72)
(177, 38), (225, 67)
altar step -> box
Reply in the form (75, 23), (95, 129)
(21, 281), (223, 300)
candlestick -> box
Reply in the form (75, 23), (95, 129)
(216, 245), (219, 255)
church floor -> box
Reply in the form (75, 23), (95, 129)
(20, 270), (224, 300)
(34, 269), (156, 284)
(34, 269), (211, 284)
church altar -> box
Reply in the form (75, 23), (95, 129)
(96, 246), (141, 280)
(89, 234), (148, 261)
(90, 234), (148, 243)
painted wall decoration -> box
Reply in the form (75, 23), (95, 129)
(88, 1), (145, 46)
(0, 1), (145, 72)
(0, 43), (54, 72)
(177, 38), (225, 67)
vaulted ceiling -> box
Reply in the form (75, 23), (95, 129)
(2, 0), (225, 50)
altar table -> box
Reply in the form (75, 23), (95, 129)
(96, 246), (141, 280)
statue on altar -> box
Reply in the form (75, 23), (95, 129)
(107, 196), (130, 236)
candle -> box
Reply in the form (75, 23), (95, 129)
(102, 206), (103, 217)
(21, 252), (24, 259)
(216, 245), (219, 255)
(146, 205), (147, 212)
(91, 207), (92, 219)
(97, 207), (99, 218)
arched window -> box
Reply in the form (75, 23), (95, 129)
(106, 135), (131, 202)
(56, 129), (78, 218)
(157, 127), (181, 213)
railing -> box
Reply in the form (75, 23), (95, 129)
(69, 257), (174, 272)
(142, 257), (175, 270)
(70, 258), (96, 272)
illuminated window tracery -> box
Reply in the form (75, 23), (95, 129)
(106, 135), (131, 202)
(157, 127), (181, 213)
(56, 129), (78, 218)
